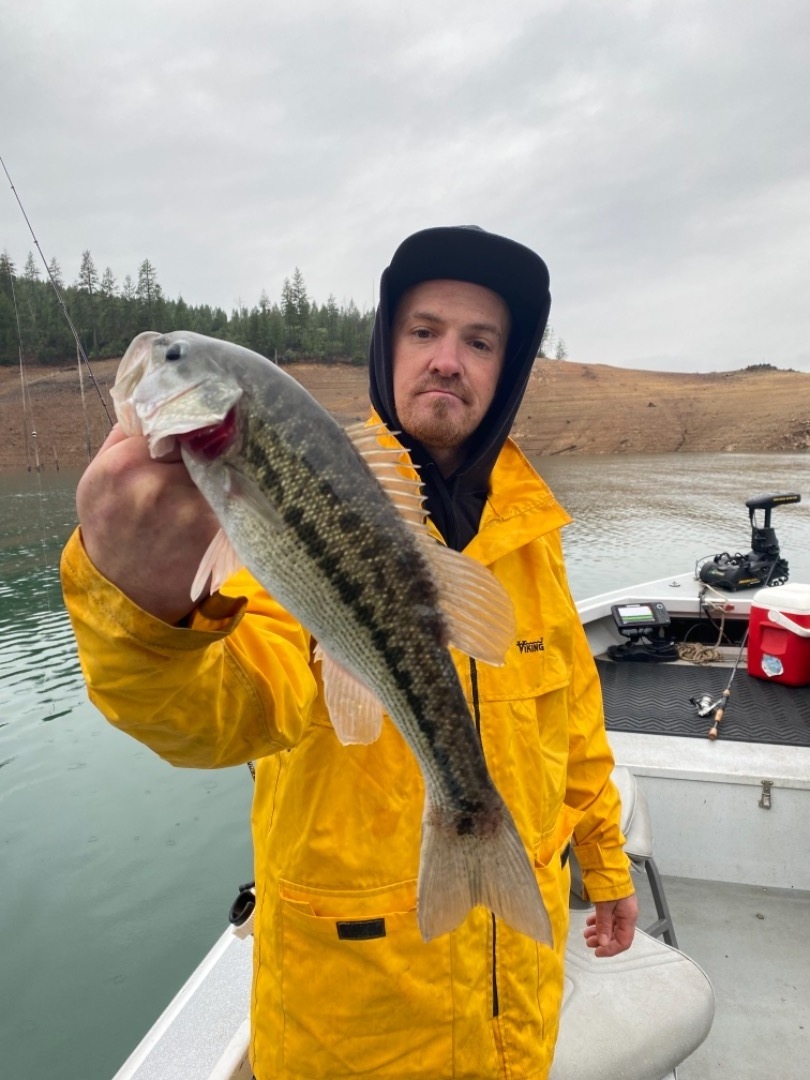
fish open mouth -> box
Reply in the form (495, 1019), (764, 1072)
(177, 407), (239, 460)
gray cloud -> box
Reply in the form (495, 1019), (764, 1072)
(2, 0), (808, 371)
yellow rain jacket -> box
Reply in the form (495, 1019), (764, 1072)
(61, 436), (632, 1080)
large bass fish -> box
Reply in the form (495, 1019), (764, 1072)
(111, 330), (551, 944)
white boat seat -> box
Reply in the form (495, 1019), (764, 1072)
(555, 767), (714, 1078)
(570, 766), (679, 947)
(551, 909), (715, 1080)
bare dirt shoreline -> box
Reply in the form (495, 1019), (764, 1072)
(2, 357), (809, 472)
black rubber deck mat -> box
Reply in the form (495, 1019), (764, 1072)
(596, 658), (810, 747)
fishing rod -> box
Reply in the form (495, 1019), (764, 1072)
(706, 631), (748, 740)
(1, 153), (113, 427)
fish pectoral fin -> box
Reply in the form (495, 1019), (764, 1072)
(417, 795), (553, 945)
(191, 528), (244, 601)
(415, 536), (516, 666)
(314, 644), (385, 745)
(224, 468), (285, 529)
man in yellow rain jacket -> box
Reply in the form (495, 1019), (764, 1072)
(61, 226), (637, 1079)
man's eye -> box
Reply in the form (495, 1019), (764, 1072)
(471, 339), (491, 352)
(413, 328), (432, 339)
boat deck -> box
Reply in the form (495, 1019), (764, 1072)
(597, 655), (810, 746)
(633, 871), (810, 1078)
(579, 572), (810, 1074)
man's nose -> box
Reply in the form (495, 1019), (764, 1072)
(429, 333), (463, 375)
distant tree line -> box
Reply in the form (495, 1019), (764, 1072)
(0, 251), (375, 367)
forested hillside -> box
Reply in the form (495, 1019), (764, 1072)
(0, 252), (374, 366)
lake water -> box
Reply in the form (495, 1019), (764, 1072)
(2, 452), (809, 1078)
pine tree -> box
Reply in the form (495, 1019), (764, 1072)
(76, 250), (100, 353)
(284, 268), (311, 354)
(280, 275), (297, 354)
(119, 274), (140, 345)
(47, 257), (64, 289)
(23, 251), (40, 283)
(20, 252), (43, 358)
(100, 267), (116, 294)
(0, 251), (16, 301)
(77, 250), (98, 292)
(136, 259), (165, 330)
(290, 268), (310, 321)
(41, 258), (69, 360)
(323, 293), (341, 358)
(98, 267), (119, 354)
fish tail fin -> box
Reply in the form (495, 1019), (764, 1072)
(417, 798), (553, 944)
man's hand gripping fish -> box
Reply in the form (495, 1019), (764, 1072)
(111, 330), (552, 945)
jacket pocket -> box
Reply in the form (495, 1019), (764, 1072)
(532, 804), (585, 953)
(278, 879), (454, 1078)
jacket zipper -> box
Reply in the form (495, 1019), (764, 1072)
(469, 658), (499, 1018)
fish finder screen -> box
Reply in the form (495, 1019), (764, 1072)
(616, 604), (655, 623)
(610, 602), (671, 631)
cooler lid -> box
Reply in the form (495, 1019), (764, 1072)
(752, 582), (810, 615)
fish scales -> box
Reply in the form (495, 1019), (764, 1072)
(112, 330), (552, 943)
(235, 399), (495, 807)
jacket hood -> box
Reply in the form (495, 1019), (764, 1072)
(368, 226), (551, 548)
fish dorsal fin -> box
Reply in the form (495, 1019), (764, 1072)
(314, 643), (385, 745)
(345, 422), (425, 526)
(416, 534), (516, 667)
(191, 527), (244, 601)
(344, 423), (515, 666)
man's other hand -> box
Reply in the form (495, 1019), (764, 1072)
(584, 893), (639, 957)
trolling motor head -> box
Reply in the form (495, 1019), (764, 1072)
(697, 492), (801, 591)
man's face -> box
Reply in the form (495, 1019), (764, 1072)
(391, 279), (509, 475)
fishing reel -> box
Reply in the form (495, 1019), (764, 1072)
(608, 602), (678, 663)
(690, 693), (723, 718)
(689, 689), (731, 740)
(696, 492), (800, 592)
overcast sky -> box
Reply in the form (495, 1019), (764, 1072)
(2, 0), (809, 372)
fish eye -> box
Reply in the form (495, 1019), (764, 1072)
(165, 340), (189, 361)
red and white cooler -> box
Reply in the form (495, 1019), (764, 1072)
(747, 583), (810, 686)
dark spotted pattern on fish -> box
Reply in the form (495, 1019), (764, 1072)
(237, 409), (492, 809)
